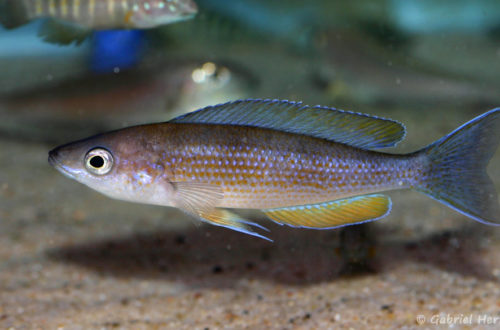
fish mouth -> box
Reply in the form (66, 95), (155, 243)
(48, 149), (77, 180)
(48, 150), (58, 167)
(49, 149), (62, 168)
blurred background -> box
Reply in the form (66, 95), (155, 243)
(1, 0), (500, 328)
(2, 0), (500, 142)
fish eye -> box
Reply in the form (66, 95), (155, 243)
(84, 148), (113, 175)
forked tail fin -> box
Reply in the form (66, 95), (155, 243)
(417, 109), (500, 225)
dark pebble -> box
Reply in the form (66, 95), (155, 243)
(212, 265), (223, 274)
(175, 235), (186, 245)
(381, 304), (394, 313)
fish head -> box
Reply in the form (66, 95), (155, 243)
(128, 0), (198, 28)
(48, 128), (174, 205)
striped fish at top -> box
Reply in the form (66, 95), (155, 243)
(0, 0), (197, 44)
(48, 99), (500, 241)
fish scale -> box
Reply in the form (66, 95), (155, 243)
(157, 124), (419, 209)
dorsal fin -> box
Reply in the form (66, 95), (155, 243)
(170, 99), (406, 149)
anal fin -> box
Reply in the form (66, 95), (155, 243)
(263, 194), (392, 229)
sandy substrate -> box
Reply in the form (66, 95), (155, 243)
(1, 106), (499, 329)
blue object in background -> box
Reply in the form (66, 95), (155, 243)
(90, 29), (145, 73)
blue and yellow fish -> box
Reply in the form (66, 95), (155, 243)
(48, 100), (500, 240)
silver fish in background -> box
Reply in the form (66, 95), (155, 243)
(0, 0), (198, 44)
(0, 59), (256, 142)
(49, 100), (500, 241)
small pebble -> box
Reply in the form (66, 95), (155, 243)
(212, 265), (223, 274)
(175, 235), (186, 245)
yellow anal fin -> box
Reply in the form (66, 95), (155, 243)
(263, 194), (392, 229)
(200, 209), (271, 241)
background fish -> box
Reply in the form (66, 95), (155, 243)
(0, 0), (198, 44)
(0, 57), (256, 142)
(48, 99), (500, 241)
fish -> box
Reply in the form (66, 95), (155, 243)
(318, 30), (500, 106)
(0, 59), (256, 142)
(194, 0), (317, 48)
(0, 0), (198, 45)
(48, 99), (500, 241)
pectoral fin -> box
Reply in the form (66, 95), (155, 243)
(172, 181), (271, 241)
(172, 181), (224, 215)
(263, 194), (392, 229)
(38, 19), (90, 45)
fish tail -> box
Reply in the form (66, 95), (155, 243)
(0, 0), (29, 29)
(416, 108), (500, 225)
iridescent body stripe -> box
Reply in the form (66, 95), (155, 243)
(73, 0), (80, 19)
(35, 0), (44, 15)
(23, 0), (132, 27)
(60, 0), (68, 17)
(48, 0), (56, 15)
(106, 0), (114, 19)
(116, 123), (422, 209)
(88, 0), (95, 20)
(16, 0), (198, 31)
(121, 0), (129, 11)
